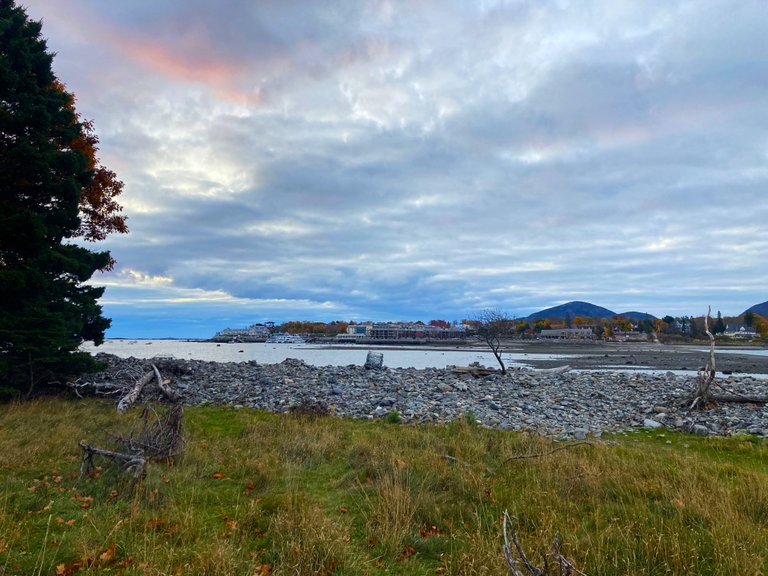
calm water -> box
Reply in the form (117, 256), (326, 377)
(80, 339), (574, 370)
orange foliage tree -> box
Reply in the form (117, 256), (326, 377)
(53, 82), (128, 266)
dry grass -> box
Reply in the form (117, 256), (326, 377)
(0, 398), (767, 575)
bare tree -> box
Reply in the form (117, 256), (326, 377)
(477, 309), (514, 374)
(689, 306), (768, 409)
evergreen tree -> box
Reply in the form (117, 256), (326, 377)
(714, 311), (726, 335)
(0, 1), (123, 396)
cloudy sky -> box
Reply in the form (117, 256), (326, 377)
(23, 0), (768, 338)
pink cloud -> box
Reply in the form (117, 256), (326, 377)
(117, 36), (241, 86)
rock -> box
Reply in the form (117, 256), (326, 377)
(573, 428), (589, 440)
(692, 424), (711, 436)
(364, 351), (384, 370)
(82, 353), (768, 439)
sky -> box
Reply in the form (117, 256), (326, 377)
(21, 0), (768, 338)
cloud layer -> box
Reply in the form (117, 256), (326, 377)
(24, 0), (768, 337)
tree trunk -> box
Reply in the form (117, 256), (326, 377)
(117, 370), (155, 413)
(690, 307), (716, 409)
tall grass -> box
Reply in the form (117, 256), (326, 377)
(0, 398), (766, 575)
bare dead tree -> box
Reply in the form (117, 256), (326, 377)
(477, 309), (515, 374)
(690, 306), (716, 409)
(689, 307), (767, 410)
(502, 511), (586, 576)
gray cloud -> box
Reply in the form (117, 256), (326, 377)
(21, 0), (768, 336)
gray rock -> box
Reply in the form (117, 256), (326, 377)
(573, 428), (589, 440)
(692, 424), (711, 436)
(364, 351), (384, 370)
(643, 418), (663, 429)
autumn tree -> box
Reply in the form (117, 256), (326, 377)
(0, 1), (126, 396)
(754, 315), (768, 339)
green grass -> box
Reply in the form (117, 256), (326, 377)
(1, 398), (767, 575)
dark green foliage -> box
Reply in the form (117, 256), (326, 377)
(0, 1), (112, 395)
(383, 410), (402, 424)
(714, 311), (726, 335)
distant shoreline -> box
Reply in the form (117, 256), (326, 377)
(91, 338), (768, 375)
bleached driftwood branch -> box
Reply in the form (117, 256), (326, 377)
(502, 510), (586, 576)
(73, 363), (181, 412)
(536, 365), (571, 375)
(117, 369), (155, 413)
(79, 441), (146, 482)
(690, 307), (767, 409)
(153, 364), (181, 402)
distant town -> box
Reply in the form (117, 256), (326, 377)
(211, 300), (768, 344)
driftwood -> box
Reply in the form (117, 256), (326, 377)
(117, 369), (155, 413)
(536, 365), (571, 375)
(121, 404), (184, 460)
(452, 365), (498, 377)
(690, 307), (716, 410)
(502, 441), (593, 465)
(72, 363), (180, 412)
(690, 307), (768, 409)
(503, 511), (586, 576)
(451, 365), (571, 378)
(153, 364), (181, 402)
(79, 441), (146, 482)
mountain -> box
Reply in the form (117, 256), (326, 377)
(525, 301), (616, 321)
(744, 300), (768, 316)
(618, 311), (657, 321)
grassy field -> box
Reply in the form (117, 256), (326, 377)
(0, 398), (767, 575)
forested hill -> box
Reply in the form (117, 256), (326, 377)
(745, 300), (768, 316)
(526, 301), (616, 321)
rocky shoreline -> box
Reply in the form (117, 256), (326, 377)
(87, 353), (768, 439)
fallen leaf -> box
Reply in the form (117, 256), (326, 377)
(338, 506), (348, 513)
(398, 545), (417, 562)
(99, 543), (116, 563)
(146, 518), (165, 531)
(419, 525), (441, 538)
(224, 518), (239, 532)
